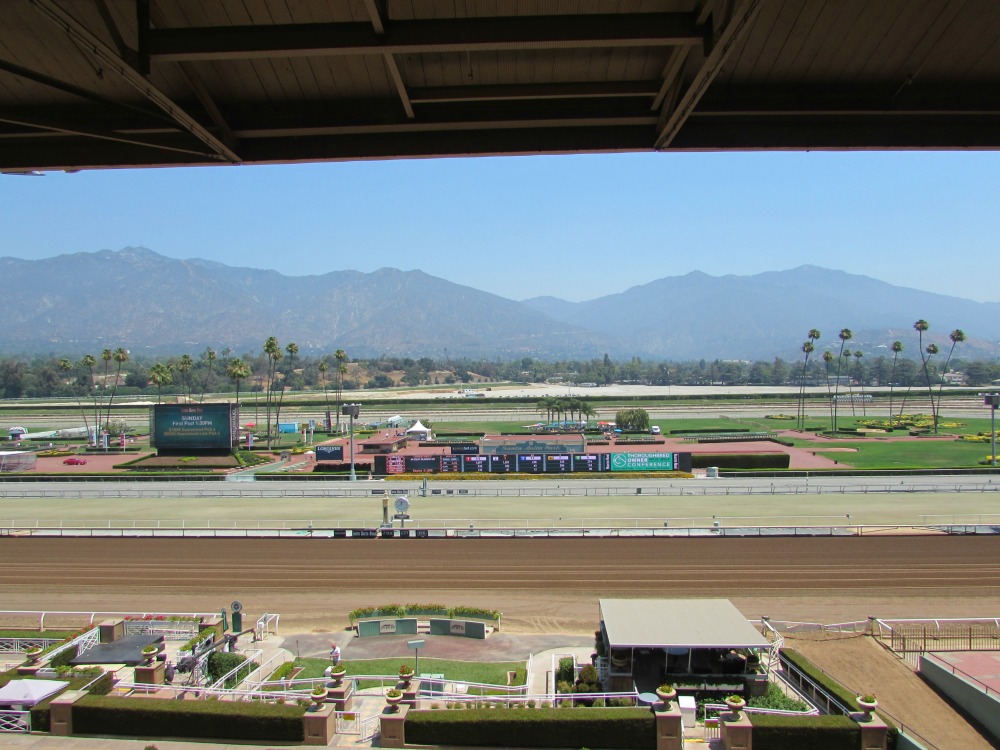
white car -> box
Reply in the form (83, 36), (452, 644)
(651, 426), (661, 435)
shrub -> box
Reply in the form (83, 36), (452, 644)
(207, 652), (248, 687)
(73, 695), (305, 741)
(406, 707), (654, 748)
(749, 714), (859, 750)
(557, 657), (575, 685)
(578, 664), (599, 685)
(49, 644), (78, 668)
(267, 661), (296, 682)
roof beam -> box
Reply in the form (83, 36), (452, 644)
(412, 81), (662, 104)
(362, 0), (413, 119)
(655, 0), (764, 149)
(26, 0), (240, 163)
(146, 14), (703, 62)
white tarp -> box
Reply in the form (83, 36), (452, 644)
(0, 679), (69, 707)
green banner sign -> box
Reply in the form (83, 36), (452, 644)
(610, 452), (676, 472)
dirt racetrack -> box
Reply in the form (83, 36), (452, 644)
(2, 535), (1000, 634)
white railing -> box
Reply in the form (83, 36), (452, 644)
(0, 710), (30, 733)
(43, 626), (100, 662)
(256, 613), (279, 638)
(0, 637), (62, 654)
(759, 618), (784, 676)
(703, 702), (819, 718)
(242, 651), (287, 689)
(207, 649), (262, 690)
(0, 610), (217, 631)
(124, 621), (200, 639)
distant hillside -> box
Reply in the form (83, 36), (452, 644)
(522, 265), (1000, 360)
(3, 249), (997, 360)
(0, 247), (607, 358)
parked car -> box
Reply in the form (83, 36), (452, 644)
(651, 426), (661, 435)
(62, 457), (87, 465)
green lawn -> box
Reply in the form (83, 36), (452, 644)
(822, 439), (992, 469)
(294, 657), (526, 691)
(0, 630), (75, 639)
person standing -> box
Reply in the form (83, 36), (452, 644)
(330, 642), (341, 665)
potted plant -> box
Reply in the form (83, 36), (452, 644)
(329, 663), (348, 687)
(141, 645), (159, 664)
(311, 686), (328, 708)
(385, 688), (403, 710)
(856, 694), (878, 719)
(724, 694), (746, 714)
(655, 684), (677, 705)
(24, 646), (42, 664)
(399, 664), (414, 685)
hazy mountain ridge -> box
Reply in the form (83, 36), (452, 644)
(3, 249), (998, 359)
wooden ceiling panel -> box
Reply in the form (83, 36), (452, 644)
(1, 0), (998, 171)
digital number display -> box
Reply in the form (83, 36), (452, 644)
(385, 455), (406, 474)
(489, 454), (516, 473)
(545, 454), (572, 473)
(517, 454), (544, 473)
(571, 454), (606, 472)
(440, 455), (462, 473)
(463, 455), (490, 472)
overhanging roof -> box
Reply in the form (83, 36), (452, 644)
(600, 598), (769, 649)
(1, 1), (999, 172)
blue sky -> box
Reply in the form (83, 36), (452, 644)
(3, 150), (999, 302)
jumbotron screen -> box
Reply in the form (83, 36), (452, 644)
(150, 403), (238, 451)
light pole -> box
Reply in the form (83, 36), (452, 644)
(985, 394), (999, 467)
(342, 403), (360, 480)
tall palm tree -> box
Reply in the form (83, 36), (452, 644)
(833, 328), (852, 432)
(922, 342), (939, 429)
(797, 337), (817, 430)
(177, 354), (194, 401)
(201, 347), (217, 402)
(913, 320), (934, 425)
(842, 349), (855, 416)
(275, 342), (298, 431)
(148, 362), (173, 404)
(262, 337), (281, 448)
(61, 358), (92, 438)
(104, 347), (129, 431)
(853, 350), (866, 416)
(99, 348), (112, 431)
(318, 360), (330, 429)
(887, 341), (903, 426)
(226, 358), (251, 406)
(334, 349), (347, 430)
(932, 329), (966, 434)
(80, 354), (98, 444)
(822, 351), (835, 430)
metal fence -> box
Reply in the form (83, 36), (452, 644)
(874, 618), (1000, 661)
(0, 710), (30, 734)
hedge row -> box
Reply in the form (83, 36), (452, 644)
(749, 714), (859, 750)
(406, 707), (654, 748)
(349, 604), (500, 622)
(690, 453), (790, 470)
(73, 695), (306, 741)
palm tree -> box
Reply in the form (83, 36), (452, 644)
(334, 349), (347, 430)
(797, 336), (817, 430)
(833, 328), (852, 432)
(104, 347), (129, 431)
(177, 354), (194, 401)
(148, 362), (173, 404)
(318, 360), (330, 429)
(80, 354), (98, 444)
(274, 342), (298, 431)
(923, 342), (939, 429)
(99, 348), (112, 431)
(822, 351), (835, 430)
(913, 320), (935, 426)
(933, 329), (966, 434)
(201, 347), (217, 402)
(853, 350), (866, 416)
(262, 337), (281, 448)
(61, 357), (92, 438)
(226, 358), (251, 406)
(887, 341), (903, 426)
(842, 349), (855, 416)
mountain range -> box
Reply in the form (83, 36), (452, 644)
(2, 247), (997, 361)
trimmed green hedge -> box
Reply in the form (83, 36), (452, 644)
(72, 695), (305, 741)
(406, 707), (654, 748)
(749, 714), (859, 750)
(690, 453), (790, 470)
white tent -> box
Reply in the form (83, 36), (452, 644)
(0, 679), (69, 707)
(405, 420), (432, 440)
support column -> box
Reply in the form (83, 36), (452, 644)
(654, 704), (684, 750)
(303, 703), (337, 746)
(49, 689), (88, 736)
(720, 710), (752, 750)
(854, 712), (888, 750)
(380, 703), (409, 749)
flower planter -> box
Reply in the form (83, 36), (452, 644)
(655, 687), (677, 706)
(385, 692), (403, 711)
(724, 697), (746, 715)
(856, 696), (878, 720)
(311, 689), (329, 708)
(329, 667), (347, 687)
